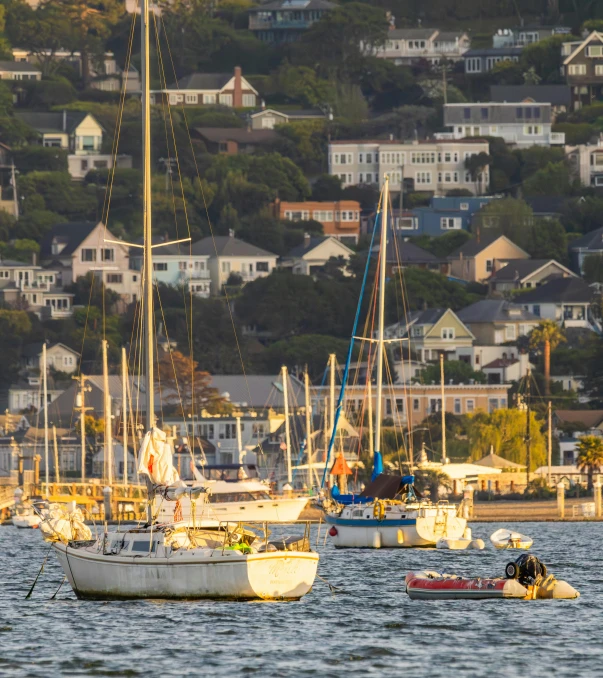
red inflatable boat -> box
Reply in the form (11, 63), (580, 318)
(405, 571), (528, 600)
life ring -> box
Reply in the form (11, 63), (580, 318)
(373, 501), (385, 521)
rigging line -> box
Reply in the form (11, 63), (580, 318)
(157, 15), (255, 413)
(321, 206), (381, 488)
(152, 13), (197, 425)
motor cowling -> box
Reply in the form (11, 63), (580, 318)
(505, 554), (547, 585)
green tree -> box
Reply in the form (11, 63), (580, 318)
(468, 408), (546, 470)
(414, 360), (486, 385)
(523, 162), (573, 196)
(464, 152), (491, 194)
(14, 147), (68, 173)
(311, 174), (343, 201)
(529, 320), (566, 395)
(520, 35), (574, 83)
(260, 335), (354, 380)
(576, 435), (603, 490)
(582, 255), (603, 284)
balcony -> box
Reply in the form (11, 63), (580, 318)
(249, 16), (312, 30)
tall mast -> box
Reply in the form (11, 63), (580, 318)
(122, 347), (128, 486)
(304, 368), (314, 487)
(142, 0), (155, 431)
(329, 353), (336, 446)
(42, 343), (49, 497)
(281, 365), (292, 484)
(102, 339), (113, 485)
(525, 370), (531, 488)
(373, 177), (389, 479)
(440, 352), (446, 464)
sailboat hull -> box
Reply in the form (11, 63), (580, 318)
(326, 509), (467, 548)
(158, 496), (309, 525)
(52, 543), (319, 600)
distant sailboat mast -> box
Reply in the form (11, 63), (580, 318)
(372, 176), (389, 480)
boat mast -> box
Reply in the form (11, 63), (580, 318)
(42, 342), (49, 497)
(440, 352), (446, 464)
(142, 0), (155, 433)
(281, 365), (292, 484)
(102, 338), (113, 485)
(373, 177), (389, 480)
(304, 367), (315, 487)
(329, 353), (335, 445)
(122, 346), (128, 486)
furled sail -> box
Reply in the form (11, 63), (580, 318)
(138, 427), (180, 486)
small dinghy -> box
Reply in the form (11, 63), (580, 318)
(436, 537), (485, 550)
(490, 528), (533, 550)
(405, 554), (579, 601)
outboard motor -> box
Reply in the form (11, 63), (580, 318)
(505, 554), (548, 586)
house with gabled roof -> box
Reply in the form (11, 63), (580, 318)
(457, 300), (540, 345)
(40, 221), (139, 302)
(153, 66), (258, 108)
(16, 109), (132, 179)
(21, 342), (79, 375)
(516, 277), (598, 330)
(191, 233), (277, 294)
(488, 259), (577, 293)
(448, 234), (529, 283)
(383, 308), (474, 363)
(280, 235), (354, 276)
(568, 226), (603, 273)
(561, 31), (603, 110)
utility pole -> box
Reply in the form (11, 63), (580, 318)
(548, 400), (552, 486)
(440, 353), (446, 464)
(73, 373), (92, 483)
(102, 339), (113, 485)
(525, 370), (531, 488)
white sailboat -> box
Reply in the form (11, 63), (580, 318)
(47, 0), (318, 600)
(324, 177), (467, 548)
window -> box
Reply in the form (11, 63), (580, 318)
(466, 57), (481, 73)
(596, 65), (603, 76)
(486, 259), (493, 273)
(441, 217), (460, 230)
(200, 423), (215, 439)
(185, 93), (198, 104)
(386, 399), (392, 415)
(413, 398), (420, 411)
(80, 159), (88, 172)
(44, 137), (63, 148)
(256, 261), (269, 272)
(81, 249), (96, 262)
(505, 324), (516, 340)
(153, 262), (167, 271)
(203, 93), (216, 104)
(568, 64), (586, 75)
(366, 153), (373, 163)
(101, 249), (114, 262)
(93, 160), (108, 169)
(532, 304), (541, 317)
(463, 107), (471, 120)
(441, 328), (455, 340)
(242, 94), (255, 107)
(178, 261), (187, 271)
(221, 261), (231, 274)
(454, 398), (461, 414)
(219, 93), (233, 106)
(366, 173), (373, 183)
(106, 273), (122, 283)
(588, 45), (603, 57)
(415, 171), (432, 185)
(480, 107), (489, 119)
(460, 202), (469, 210)
(411, 151), (436, 164)
(82, 136), (96, 151)
(466, 399), (475, 413)
(395, 399), (404, 413)
(219, 423), (236, 439)
(525, 125), (543, 136)
(488, 398), (499, 412)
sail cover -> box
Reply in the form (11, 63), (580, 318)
(138, 427), (180, 485)
(359, 474), (413, 500)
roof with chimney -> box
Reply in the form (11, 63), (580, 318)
(286, 236), (354, 259)
(165, 68), (258, 94)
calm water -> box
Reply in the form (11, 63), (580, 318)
(0, 522), (600, 677)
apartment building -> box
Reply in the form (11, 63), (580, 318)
(368, 28), (470, 65)
(273, 199), (361, 242)
(441, 103), (565, 148)
(328, 139), (490, 195)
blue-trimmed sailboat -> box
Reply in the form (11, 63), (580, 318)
(323, 177), (467, 548)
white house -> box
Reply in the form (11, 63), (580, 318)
(130, 241), (211, 297)
(367, 28), (470, 65)
(192, 233), (277, 295)
(441, 103), (565, 148)
(0, 258), (73, 319)
(21, 342), (79, 375)
(0, 60), (41, 81)
(566, 138), (603, 187)
(8, 375), (66, 413)
(16, 110), (132, 180)
(279, 235), (354, 276)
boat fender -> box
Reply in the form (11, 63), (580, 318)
(373, 531), (382, 548)
(373, 501), (386, 521)
(397, 529), (404, 545)
(469, 539), (485, 550)
(328, 526), (338, 537)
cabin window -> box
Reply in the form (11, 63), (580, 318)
(131, 540), (157, 553)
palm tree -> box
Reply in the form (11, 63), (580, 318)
(529, 320), (566, 395)
(576, 435), (603, 491)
